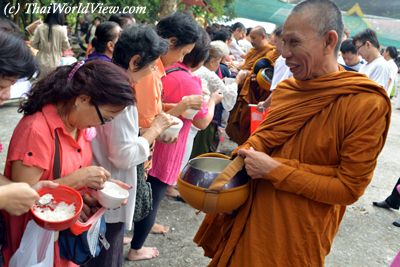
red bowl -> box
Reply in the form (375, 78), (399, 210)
(30, 184), (83, 231)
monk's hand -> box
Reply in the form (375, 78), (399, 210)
(237, 147), (281, 179)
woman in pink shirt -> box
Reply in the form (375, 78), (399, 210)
(128, 15), (222, 261)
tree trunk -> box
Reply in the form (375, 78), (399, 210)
(158, 0), (178, 19)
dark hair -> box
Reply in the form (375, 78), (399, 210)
(113, 24), (169, 70)
(92, 21), (120, 53)
(246, 27), (252, 36)
(0, 31), (37, 79)
(19, 60), (134, 115)
(44, 6), (65, 40)
(292, 0), (344, 55)
(109, 13), (134, 29)
(231, 22), (245, 32)
(212, 28), (232, 43)
(183, 28), (211, 68)
(272, 25), (283, 37)
(352, 28), (380, 49)
(93, 17), (102, 24)
(156, 12), (199, 47)
(340, 39), (357, 54)
(386, 46), (398, 59)
(0, 18), (23, 38)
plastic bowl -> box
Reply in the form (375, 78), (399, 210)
(160, 116), (183, 140)
(30, 185), (83, 231)
(96, 181), (129, 209)
(182, 108), (200, 120)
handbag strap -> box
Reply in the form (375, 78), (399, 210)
(165, 66), (189, 75)
(53, 129), (61, 179)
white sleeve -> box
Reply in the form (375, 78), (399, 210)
(204, 70), (237, 111)
(107, 106), (150, 169)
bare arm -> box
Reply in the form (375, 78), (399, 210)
(192, 91), (223, 130)
(166, 95), (203, 117)
(11, 160), (109, 190)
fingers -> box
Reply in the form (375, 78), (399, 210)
(99, 167), (111, 180)
(109, 178), (132, 190)
(237, 148), (251, 158)
(32, 180), (59, 191)
(83, 193), (99, 207)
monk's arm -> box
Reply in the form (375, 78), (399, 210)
(264, 97), (390, 206)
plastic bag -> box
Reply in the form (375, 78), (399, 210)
(9, 220), (55, 267)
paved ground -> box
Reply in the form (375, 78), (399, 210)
(1, 100), (400, 267)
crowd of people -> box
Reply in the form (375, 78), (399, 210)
(0, 0), (399, 266)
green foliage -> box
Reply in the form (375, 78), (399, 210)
(179, 0), (236, 25)
(6, 0), (235, 31)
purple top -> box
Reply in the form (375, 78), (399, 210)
(86, 52), (112, 62)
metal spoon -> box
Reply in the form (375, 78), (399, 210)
(35, 194), (55, 208)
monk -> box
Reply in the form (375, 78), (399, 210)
(226, 26), (277, 145)
(194, 0), (391, 266)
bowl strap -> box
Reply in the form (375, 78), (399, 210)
(208, 156), (244, 191)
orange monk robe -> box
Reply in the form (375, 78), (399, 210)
(241, 45), (273, 71)
(195, 70), (391, 267)
(226, 45), (278, 145)
(241, 47), (280, 102)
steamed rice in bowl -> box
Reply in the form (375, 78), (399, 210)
(32, 193), (76, 222)
(101, 181), (129, 198)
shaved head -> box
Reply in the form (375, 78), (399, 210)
(291, 0), (344, 55)
(249, 26), (268, 50)
(251, 26), (267, 38)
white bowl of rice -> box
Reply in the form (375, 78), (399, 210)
(96, 181), (129, 209)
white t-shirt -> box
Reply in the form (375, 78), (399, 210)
(270, 55), (293, 91)
(347, 59), (365, 72)
(359, 56), (391, 92)
(387, 59), (399, 94)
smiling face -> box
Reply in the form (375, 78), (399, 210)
(281, 12), (327, 80)
(0, 76), (18, 105)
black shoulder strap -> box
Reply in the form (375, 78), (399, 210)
(165, 67), (189, 75)
(53, 129), (61, 179)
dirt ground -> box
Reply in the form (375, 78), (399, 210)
(1, 101), (400, 267)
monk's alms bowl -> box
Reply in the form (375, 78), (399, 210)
(177, 155), (250, 213)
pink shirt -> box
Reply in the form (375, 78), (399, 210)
(149, 62), (208, 185)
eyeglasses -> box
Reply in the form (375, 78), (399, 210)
(93, 103), (113, 125)
(355, 42), (366, 51)
(94, 103), (105, 125)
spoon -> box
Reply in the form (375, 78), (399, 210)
(35, 193), (56, 208)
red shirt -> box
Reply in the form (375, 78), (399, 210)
(2, 104), (92, 267)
